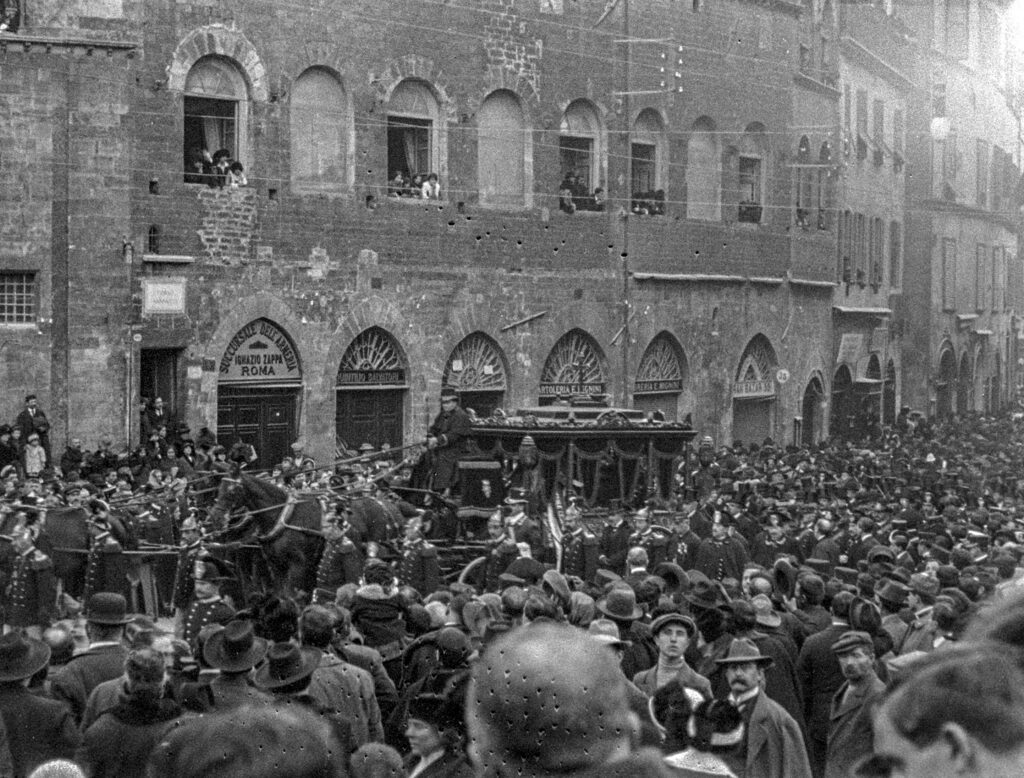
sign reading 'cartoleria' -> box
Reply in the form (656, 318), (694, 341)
(219, 320), (301, 384)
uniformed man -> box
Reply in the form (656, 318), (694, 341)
(4, 505), (57, 637)
(666, 511), (701, 570)
(629, 509), (669, 569)
(505, 489), (542, 557)
(562, 500), (598, 583)
(484, 511), (519, 592)
(693, 512), (749, 582)
(180, 555), (235, 653)
(314, 504), (364, 602)
(82, 499), (133, 603)
(426, 387), (472, 499)
(599, 504), (633, 573)
(397, 513), (440, 595)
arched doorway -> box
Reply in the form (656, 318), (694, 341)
(801, 376), (825, 445)
(633, 332), (687, 421)
(539, 329), (607, 405)
(830, 365), (854, 439)
(217, 318), (301, 469)
(936, 347), (956, 418)
(443, 332), (508, 418)
(336, 327), (407, 452)
(732, 335), (778, 446)
(883, 359), (897, 426)
(957, 351), (973, 415)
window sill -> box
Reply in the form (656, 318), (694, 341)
(143, 254), (194, 265)
(0, 323), (39, 329)
(384, 195), (448, 206)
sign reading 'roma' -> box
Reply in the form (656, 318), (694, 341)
(219, 320), (301, 384)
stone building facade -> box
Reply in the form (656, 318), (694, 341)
(0, 0), (1018, 467)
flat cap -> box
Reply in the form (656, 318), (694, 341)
(831, 630), (874, 656)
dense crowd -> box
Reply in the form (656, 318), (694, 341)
(3, 388), (1024, 776)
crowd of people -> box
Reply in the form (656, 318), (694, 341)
(184, 148), (248, 188)
(388, 172), (441, 200)
(4, 387), (1024, 775)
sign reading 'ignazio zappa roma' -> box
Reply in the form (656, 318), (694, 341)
(219, 320), (301, 384)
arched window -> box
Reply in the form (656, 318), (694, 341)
(686, 117), (720, 221)
(539, 329), (606, 405)
(387, 79), (441, 183)
(478, 90), (528, 208)
(559, 100), (603, 197)
(183, 56), (249, 182)
(443, 332), (508, 417)
(738, 123), (767, 224)
(290, 67), (350, 191)
(631, 109), (667, 214)
(634, 332), (687, 420)
(817, 142), (833, 230)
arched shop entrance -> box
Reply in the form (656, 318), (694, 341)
(217, 318), (301, 469)
(538, 329), (607, 405)
(830, 365), (855, 439)
(883, 359), (897, 426)
(801, 376), (825, 445)
(443, 332), (508, 418)
(731, 335), (778, 446)
(936, 346), (956, 418)
(633, 332), (687, 421)
(957, 351), (974, 415)
(336, 327), (407, 453)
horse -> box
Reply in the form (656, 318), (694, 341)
(207, 472), (325, 598)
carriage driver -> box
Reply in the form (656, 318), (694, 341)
(426, 387), (472, 500)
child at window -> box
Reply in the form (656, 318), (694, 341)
(227, 161), (247, 187)
(389, 171), (408, 197)
(211, 148), (232, 188)
(421, 172), (441, 199)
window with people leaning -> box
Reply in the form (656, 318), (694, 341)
(184, 147), (248, 189)
(558, 170), (606, 214)
(387, 171), (442, 200)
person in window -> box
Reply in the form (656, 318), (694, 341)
(389, 171), (409, 197)
(592, 187), (607, 211)
(410, 174), (425, 197)
(227, 161), (247, 188)
(211, 149), (232, 188)
(421, 172), (441, 200)
(185, 147), (213, 185)
(558, 173), (577, 213)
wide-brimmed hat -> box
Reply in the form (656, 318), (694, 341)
(597, 587), (643, 621)
(253, 642), (321, 690)
(876, 580), (909, 607)
(651, 562), (689, 592)
(715, 638), (774, 667)
(587, 618), (632, 648)
(684, 579), (728, 610)
(85, 592), (131, 625)
(650, 612), (697, 638)
(0, 632), (50, 682)
(203, 619), (269, 673)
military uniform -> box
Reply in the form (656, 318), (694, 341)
(667, 528), (702, 570)
(82, 515), (132, 602)
(315, 532), (364, 594)
(600, 518), (633, 572)
(6, 539), (57, 630)
(181, 596), (235, 652)
(627, 528), (669, 569)
(397, 539), (440, 595)
(562, 527), (599, 582)
(693, 536), (749, 581)
(484, 534), (519, 592)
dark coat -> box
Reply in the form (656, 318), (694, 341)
(796, 623), (848, 776)
(334, 641), (399, 720)
(810, 537), (842, 569)
(181, 597), (235, 654)
(351, 586), (409, 663)
(404, 749), (475, 778)
(427, 406), (472, 491)
(207, 672), (273, 711)
(824, 675), (886, 778)
(50, 643), (128, 726)
(307, 652), (382, 745)
(632, 663), (712, 699)
(741, 691), (812, 778)
(600, 520), (633, 573)
(619, 621), (659, 681)
(0, 683), (79, 778)
(693, 537), (749, 581)
(562, 528), (599, 583)
(77, 695), (183, 778)
(397, 539), (440, 595)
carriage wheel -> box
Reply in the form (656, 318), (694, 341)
(457, 556), (488, 587)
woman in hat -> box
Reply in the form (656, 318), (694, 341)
(404, 687), (474, 778)
(649, 683), (742, 778)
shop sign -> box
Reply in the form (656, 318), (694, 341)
(733, 379), (775, 399)
(539, 382), (606, 397)
(141, 278), (187, 315)
(635, 379), (683, 393)
(219, 320), (300, 384)
(338, 369), (406, 385)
